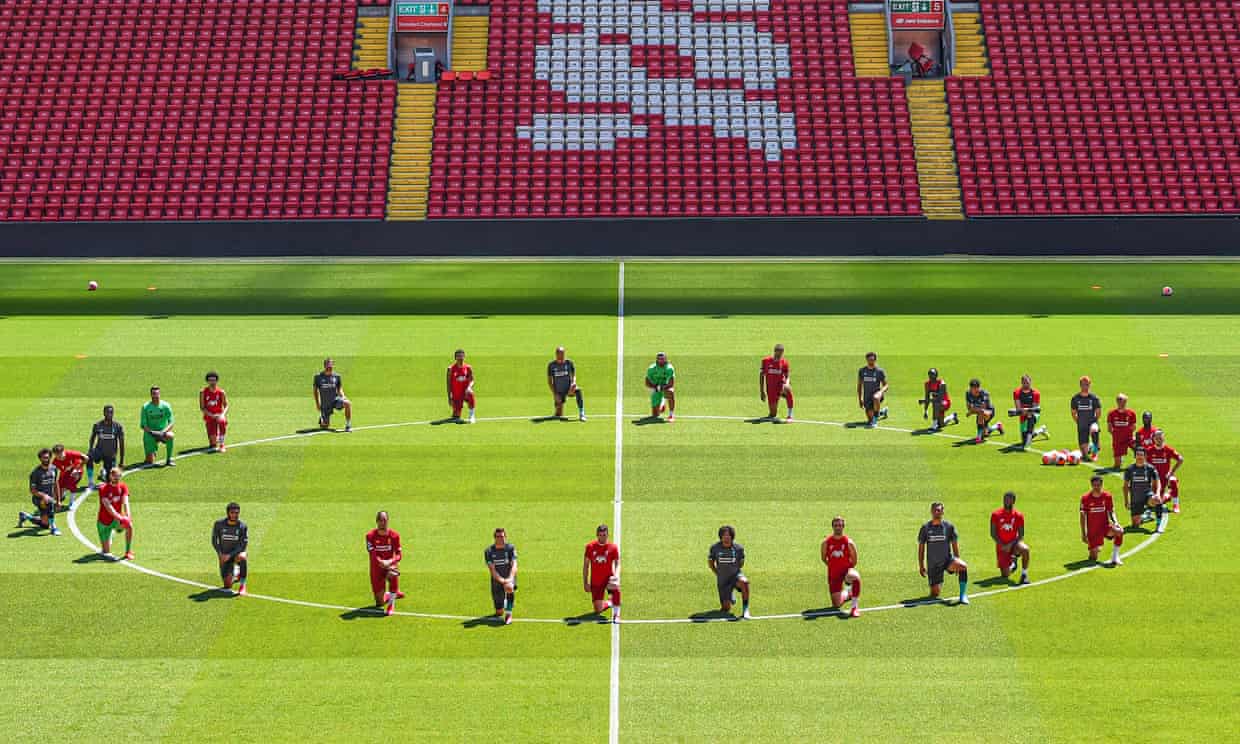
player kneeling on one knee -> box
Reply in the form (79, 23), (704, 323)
(366, 511), (403, 615)
(213, 501), (249, 594)
(645, 352), (675, 422)
(584, 524), (621, 622)
(486, 527), (518, 625)
(965, 379), (1003, 444)
(1080, 474), (1124, 566)
(919, 502), (969, 604)
(97, 467), (134, 561)
(709, 525), (750, 619)
(822, 516), (861, 618)
(991, 491), (1030, 584)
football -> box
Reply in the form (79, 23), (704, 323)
(1041, 452), (1054, 465)
(1067, 450), (1082, 465)
(1162, 286), (1174, 296)
(87, 280), (98, 291)
(1055, 450), (1069, 465)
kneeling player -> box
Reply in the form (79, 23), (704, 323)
(1124, 447), (1163, 532)
(990, 491), (1030, 584)
(760, 344), (793, 421)
(1146, 430), (1184, 514)
(584, 524), (621, 622)
(1106, 393), (1136, 469)
(140, 386), (175, 467)
(857, 352), (888, 428)
(314, 358), (352, 431)
(920, 368), (957, 431)
(212, 502), (249, 594)
(646, 352), (675, 422)
(709, 525), (750, 619)
(18, 448), (60, 536)
(96, 468), (133, 560)
(51, 444), (86, 499)
(1080, 474), (1124, 566)
(200, 371), (230, 452)
(821, 516), (861, 618)
(1012, 375), (1046, 449)
(918, 502), (969, 604)
(547, 346), (586, 421)
(366, 511), (403, 615)
(86, 405), (125, 489)
(1070, 376), (1102, 461)
(965, 379), (1003, 444)
(447, 349), (477, 423)
(485, 527), (518, 624)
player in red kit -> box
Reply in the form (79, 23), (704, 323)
(199, 371), (229, 452)
(1146, 430), (1185, 513)
(446, 349), (476, 423)
(366, 510), (404, 616)
(921, 368), (958, 432)
(1080, 474), (1124, 566)
(1133, 411), (1157, 455)
(1106, 393), (1137, 470)
(820, 516), (861, 618)
(759, 344), (793, 420)
(583, 524), (620, 622)
(990, 491), (1030, 584)
(50, 444), (87, 497)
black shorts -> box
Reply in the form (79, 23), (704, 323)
(716, 572), (747, 604)
(927, 559), (955, 587)
(1129, 495), (1154, 516)
(1077, 419), (1097, 443)
(320, 398), (344, 420)
(864, 392), (884, 410)
(89, 449), (117, 472)
(30, 494), (51, 515)
(490, 577), (515, 608)
(553, 386), (576, 403)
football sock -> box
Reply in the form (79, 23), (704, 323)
(238, 560), (248, 580)
(1111, 545), (1121, 562)
(742, 599), (749, 613)
(851, 578), (861, 598)
(345, 418), (351, 427)
(125, 535), (132, 552)
(574, 390), (584, 409)
(957, 570), (968, 598)
(1020, 569), (1028, 581)
(785, 391), (794, 408)
(48, 515), (56, 530)
(504, 594), (514, 612)
(219, 562), (231, 582)
(86, 464), (94, 484)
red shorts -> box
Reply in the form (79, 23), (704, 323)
(58, 471), (82, 490)
(370, 563), (397, 595)
(1087, 525), (1122, 550)
(766, 382), (789, 396)
(827, 568), (850, 594)
(204, 416), (227, 439)
(938, 398), (952, 412)
(589, 579), (615, 601)
(995, 544), (1015, 569)
(1112, 437), (1133, 457)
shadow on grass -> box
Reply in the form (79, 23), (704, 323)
(462, 615), (506, 628)
(974, 575), (1014, 588)
(73, 552), (114, 564)
(843, 421), (872, 429)
(188, 588), (237, 602)
(952, 437), (987, 448)
(1062, 559), (1097, 571)
(688, 609), (736, 623)
(998, 443), (1029, 454)
(340, 606), (386, 620)
(7, 527), (47, 539)
(295, 427), (329, 434)
(801, 607), (848, 621)
(900, 595), (950, 608)
(177, 445), (214, 457)
(530, 415), (568, 423)
(430, 417), (465, 426)
(563, 611), (609, 626)
(632, 417), (668, 426)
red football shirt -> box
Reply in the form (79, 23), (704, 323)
(1135, 426), (1157, 453)
(97, 482), (128, 524)
(1107, 409), (1136, 440)
(1080, 491), (1114, 531)
(53, 449), (86, 472)
(990, 508), (1024, 544)
(585, 540), (619, 584)
(366, 529), (402, 566)
(926, 379), (951, 406)
(1145, 445), (1181, 481)
(200, 386), (228, 416)
(761, 356), (789, 386)
(823, 535), (855, 574)
(449, 363), (474, 393)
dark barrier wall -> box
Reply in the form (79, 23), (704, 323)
(0, 217), (1237, 257)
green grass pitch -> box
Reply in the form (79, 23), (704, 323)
(1, 259), (1237, 742)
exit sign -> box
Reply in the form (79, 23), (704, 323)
(396, 2), (450, 32)
(889, 0), (945, 29)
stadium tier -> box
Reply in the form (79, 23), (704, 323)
(949, 0), (1240, 216)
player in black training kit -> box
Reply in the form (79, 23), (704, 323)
(965, 379), (1004, 444)
(212, 502), (249, 594)
(19, 448), (61, 535)
(485, 527), (518, 624)
(1123, 448), (1163, 533)
(547, 346), (585, 421)
(313, 358), (352, 431)
(857, 352), (889, 428)
(87, 404), (125, 489)
(709, 525), (751, 618)
(1070, 375), (1103, 461)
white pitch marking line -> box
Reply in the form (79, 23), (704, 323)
(610, 260), (624, 744)
(63, 410), (1160, 627)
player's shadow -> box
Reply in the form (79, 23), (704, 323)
(974, 576), (1014, 587)
(295, 427), (327, 434)
(998, 443), (1028, 454)
(7, 527), (47, 539)
(530, 415), (569, 423)
(178, 446), (213, 456)
(430, 417), (466, 426)
(688, 609), (737, 623)
(843, 421), (871, 429)
(800, 607), (845, 621)
(461, 615), (506, 628)
(1062, 559), (1097, 571)
(339, 606), (387, 620)
(72, 552), (115, 563)
(631, 416), (668, 426)
(899, 595), (948, 608)
(910, 426), (940, 436)
(744, 417), (784, 424)
(951, 438), (985, 448)
(188, 588), (238, 602)
(562, 611), (609, 626)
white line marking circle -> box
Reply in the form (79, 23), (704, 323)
(66, 413), (1164, 624)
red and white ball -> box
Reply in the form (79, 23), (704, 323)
(87, 280), (98, 291)
(1041, 452), (1054, 465)
(1162, 286), (1174, 297)
(1067, 450), (1082, 465)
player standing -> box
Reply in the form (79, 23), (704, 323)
(990, 491), (1030, 584)
(140, 386), (175, 467)
(1105, 393), (1137, 470)
(1070, 376), (1103, 461)
(759, 344), (793, 421)
(965, 378), (1003, 444)
(918, 502), (969, 604)
(547, 346), (586, 421)
(313, 358), (352, 431)
(708, 525), (750, 618)
(645, 352), (675, 422)
(447, 349), (476, 423)
(86, 404), (125, 489)
(485, 527), (518, 624)
(820, 516), (861, 618)
(1146, 430), (1185, 514)
(96, 467), (133, 560)
(51, 444), (87, 497)
(366, 511), (403, 616)
(583, 524), (621, 622)
(212, 502), (249, 594)
(1080, 474), (1124, 565)
(1124, 447), (1163, 531)
(199, 371), (230, 452)
(1012, 375), (1046, 448)
(921, 368), (957, 431)
(857, 352), (888, 428)
(18, 448), (60, 535)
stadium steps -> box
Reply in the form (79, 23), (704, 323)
(906, 80), (964, 220)
(386, 85), (437, 221)
(352, 16), (390, 71)
(451, 16), (490, 71)
(849, 13), (889, 77)
(952, 11), (990, 77)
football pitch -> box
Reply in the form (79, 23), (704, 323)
(2, 259), (1237, 742)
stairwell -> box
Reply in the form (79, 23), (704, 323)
(952, 12), (991, 76)
(451, 16), (490, 71)
(907, 80), (964, 220)
(352, 15), (390, 71)
(849, 13), (889, 77)
(386, 85), (437, 221)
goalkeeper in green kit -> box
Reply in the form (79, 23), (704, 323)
(141, 385), (175, 467)
(645, 352), (676, 422)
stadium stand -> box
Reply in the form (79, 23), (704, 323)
(426, 0), (922, 218)
(948, 0), (1239, 216)
(0, 0), (394, 221)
